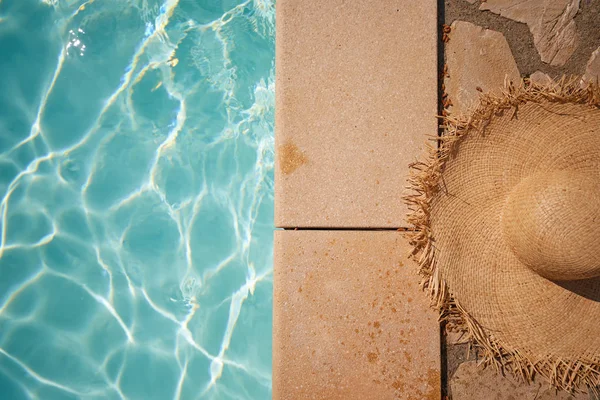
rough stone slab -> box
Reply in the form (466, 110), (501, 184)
(530, 70), (554, 85)
(446, 21), (520, 115)
(273, 231), (440, 400)
(582, 46), (600, 85)
(274, 0), (438, 228)
(480, 0), (579, 66)
(450, 362), (589, 399)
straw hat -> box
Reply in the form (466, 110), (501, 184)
(406, 78), (600, 393)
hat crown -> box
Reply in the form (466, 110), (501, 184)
(502, 171), (600, 281)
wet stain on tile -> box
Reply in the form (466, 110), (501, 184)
(390, 368), (440, 400)
(367, 352), (378, 363)
(424, 368), (441, 399)
(274, 231), (440, 399)
(279, 142), (308, 175)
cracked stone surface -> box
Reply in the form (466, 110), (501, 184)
(530, 70), (554, 84)
(450, 362), (590, 400)
(582, 45), (600, 85)
(446, 21), (520, 114)
(480, 0), (580, 66)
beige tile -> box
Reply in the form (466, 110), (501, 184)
(273, 231), (440, 400)
(274, 0), (438, 228)
(450, 361), (590, 400)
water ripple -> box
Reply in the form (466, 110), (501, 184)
(0, 0), (274, 398)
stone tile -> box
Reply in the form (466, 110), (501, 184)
(450, 362), (590, 400)
(582, 46), (600, 86)
(480, 0), (579, 66)
(273, 231), (440, 400)
(274, 0), (438, 228)
(446, 21), (520, 115)
(530, 70), (554, 85)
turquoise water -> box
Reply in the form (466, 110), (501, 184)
(0, 0), (274, 399)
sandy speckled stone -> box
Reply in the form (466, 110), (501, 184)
(273, 231), (440, 400)
(274, 0), (438, 228)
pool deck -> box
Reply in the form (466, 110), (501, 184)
(274, 0), (438, 229)
(273, 1), (440, 399)
(273, 0), (600, 399)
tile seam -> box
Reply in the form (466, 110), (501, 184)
(277, 228), (412, 231)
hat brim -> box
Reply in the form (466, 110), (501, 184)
(405, 78), (600, 393)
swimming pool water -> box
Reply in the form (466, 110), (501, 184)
(0, 0), (274, 398)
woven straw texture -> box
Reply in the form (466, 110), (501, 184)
(406, 78), (600, 393)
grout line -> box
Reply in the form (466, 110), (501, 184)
(438, 1), (449, 399)
(277, 227), (411, 231)
(440, 321), (449, 399)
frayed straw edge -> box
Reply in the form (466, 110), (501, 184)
(404, 76), (600, 394)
